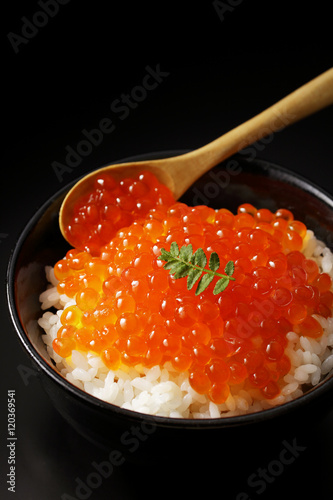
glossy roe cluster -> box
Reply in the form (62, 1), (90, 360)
(53, 172), (333, 405)
(64, 171), (175, 255)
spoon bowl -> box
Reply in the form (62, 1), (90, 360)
(59, 68), (333, 246)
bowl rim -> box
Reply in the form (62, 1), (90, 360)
(6, 151), (333, 429)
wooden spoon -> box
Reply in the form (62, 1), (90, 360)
(60, 68), (333, 245)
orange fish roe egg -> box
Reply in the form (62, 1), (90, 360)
(209, 382), (231, 405)
(76, 288), (100, 311)
(65, 170), (175, 255)
(54, 172), (333, 404)
(101, 346), (122, 370)
(61, 305), (82, 327)
(54, 259), (72, 281)
(52, 337), (76, 358)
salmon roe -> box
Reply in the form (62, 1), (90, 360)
(53, 173), (333, 405)
(65, 170), (175, 255)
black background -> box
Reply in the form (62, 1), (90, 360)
(1, 1), (333, 499)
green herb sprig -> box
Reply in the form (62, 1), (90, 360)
(158, 242), (235, 296)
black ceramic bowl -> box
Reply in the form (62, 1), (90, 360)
(6, 152), (333, 468)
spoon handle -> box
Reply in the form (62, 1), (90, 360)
(169, 67), (333, 198)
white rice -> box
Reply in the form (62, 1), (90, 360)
(38, 230), (333, 419)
